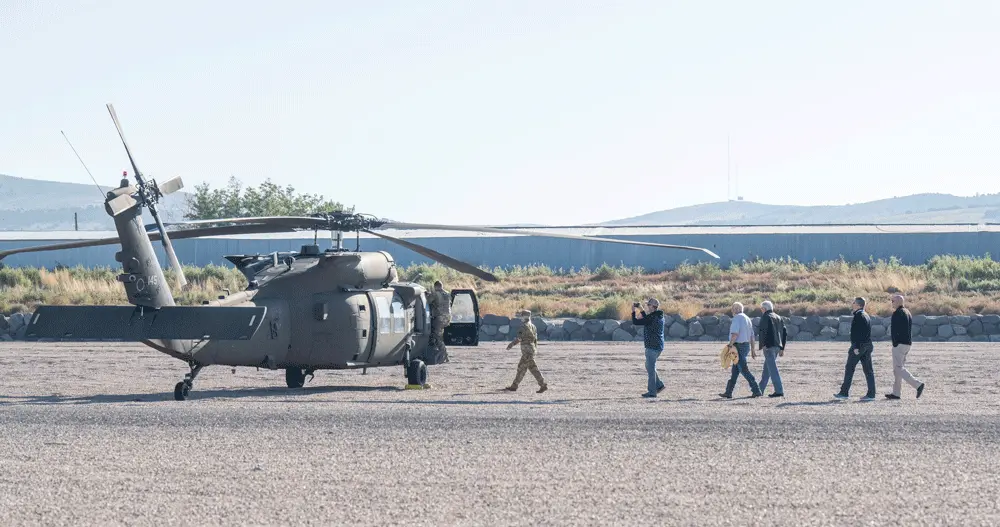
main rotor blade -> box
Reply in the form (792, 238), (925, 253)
(379, 222), (721, 259)
(154, 216), (327, 231)
(363, 230), (499, 282)
(0, 223), (302, 261)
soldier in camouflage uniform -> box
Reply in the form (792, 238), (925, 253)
(426, 281), (451, 364)
(505, 310), (548, 393)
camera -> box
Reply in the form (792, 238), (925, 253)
(633, 302), (641, 308)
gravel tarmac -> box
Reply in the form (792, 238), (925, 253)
(1, 340), (999, 526)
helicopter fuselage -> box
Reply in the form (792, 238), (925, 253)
(176, 248), (478, 371)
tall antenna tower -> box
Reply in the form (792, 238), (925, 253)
(727, 135), (731, 201)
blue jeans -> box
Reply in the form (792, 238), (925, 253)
(759, 346), (783, 394)
(645, 348), (665, 395)
(724, 342), (761, 396)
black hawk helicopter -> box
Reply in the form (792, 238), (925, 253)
(0, 104), (720, 400)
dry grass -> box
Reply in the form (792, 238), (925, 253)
(3, 255), (1000, 319)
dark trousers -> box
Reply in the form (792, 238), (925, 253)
(725, 342), (761, 396)
(839, 344), (876, 398)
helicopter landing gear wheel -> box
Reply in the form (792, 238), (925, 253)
(173, 363), (203, 401)
(286, 367), (306, 388)
(174, 381), (191, 401)
(406, 359), (427, 386)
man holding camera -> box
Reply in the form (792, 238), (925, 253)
(632, 298), (666, 398)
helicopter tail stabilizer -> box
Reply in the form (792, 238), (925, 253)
(23, 305), (267, 341)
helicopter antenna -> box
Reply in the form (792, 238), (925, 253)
(61, 130), (106, 199)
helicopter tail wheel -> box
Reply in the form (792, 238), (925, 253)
(285, 367), (306, 388)
(173, 363), (202, 401)
(406, 359), (427, 386)
(173, 381), (191, 401)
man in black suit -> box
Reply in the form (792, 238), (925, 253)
(834, 297), (876, 401)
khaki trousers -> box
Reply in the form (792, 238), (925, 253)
(892, 344), (922, 396)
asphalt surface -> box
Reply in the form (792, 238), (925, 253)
(1, 340), (998, 526)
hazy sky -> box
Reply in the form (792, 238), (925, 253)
(1, 1), (997, 225)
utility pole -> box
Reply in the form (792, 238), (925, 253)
(74, 212), (78, 231)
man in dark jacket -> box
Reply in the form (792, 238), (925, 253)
(757, 301), (786, 397)
(886, 294), (925, 399)
(632, 298), (665, 398)
(835, 297), (876, 401)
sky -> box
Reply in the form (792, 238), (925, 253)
(1, 0), (998, 226)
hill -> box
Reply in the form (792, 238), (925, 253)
(0, 173), (190, 230)
(601, 193), (1000, 225)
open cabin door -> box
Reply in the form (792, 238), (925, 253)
(444, 288), (479, 346)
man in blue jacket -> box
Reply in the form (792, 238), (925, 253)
(632, 298), (666, 398)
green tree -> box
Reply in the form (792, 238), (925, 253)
(184, 176), (352, 220)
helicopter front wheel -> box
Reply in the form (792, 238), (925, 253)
(286, 367), (306, 388)
(406, 359), (427, 386)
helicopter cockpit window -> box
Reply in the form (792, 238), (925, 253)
(451, 294), (476, 323)
(376, 296), (390, 335)
(391, 298), (405, 334)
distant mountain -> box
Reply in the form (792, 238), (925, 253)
(601, 193), (1000, 226)
(0, 173), (190, 230)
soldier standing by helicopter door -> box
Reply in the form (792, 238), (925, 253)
(427, 281), (452, 363)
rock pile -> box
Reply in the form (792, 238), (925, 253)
(478, 313), (1000, 343)
(2, 310), (999, 344)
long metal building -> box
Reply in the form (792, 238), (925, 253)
(0, 224), (997, 270)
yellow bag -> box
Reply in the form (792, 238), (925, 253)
(720, 344), (738, 369)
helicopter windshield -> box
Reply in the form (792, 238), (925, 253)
(450, 293), (476, 323)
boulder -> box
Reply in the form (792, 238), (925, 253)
(790, 316), (806, 326)
(954, 325), (968, 336)
(701, 316), (719, 326)
(509, 319), (523, 333)
(949, 335), (972, 342)
(992, 335), (1000, 343)
(984, 323), (999, 335)
(563, 320), (581, 334)
(983, 315), (1000, 326)
(699, 335), (717, 342)
(688, 321), (705, 337)
(839, 315), (853, 324)
(603, 320), (621, 334)
(920, 325), (937, 338)
(619, 321), (635, 334)
(498, 325), (510, 335)
(0, 334), (11, 341)
(668, 322), (688, 339)
(871, 325), (886, 338)
(14, 325), (27, 340)
(612, 328), (633, 342)
(583, 320), (604, 333)
(786, 325), (800, 337)
(482, 314), (509, 326)
(951, 315), (972, 326)
(569, 329), (587, 341)
(532, 317), (548, 333)
(819, 326), (837, 339)
(838, 322), (851, 336)
(482, 325), (498, 336)
(973, 335), (990, 342)
(796, 332), (814, 341)
(937, 324), (954, 338)
(968, 320), (984, 336)
(912, 315), (927, 326)
(925, 316), (948, 326)
(821, 317), (839, 328)
(0, 316), (8, 333)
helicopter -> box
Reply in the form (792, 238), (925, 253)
(0, 104), (720, 401)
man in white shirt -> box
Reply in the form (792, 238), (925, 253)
(720, 302), (762, 398)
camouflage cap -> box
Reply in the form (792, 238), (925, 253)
(518, 309), (532, 317)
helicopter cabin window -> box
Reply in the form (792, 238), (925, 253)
(376, 296), (391, 335)
(451, 293), (476, 323)
(391, 298), (405, 334)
